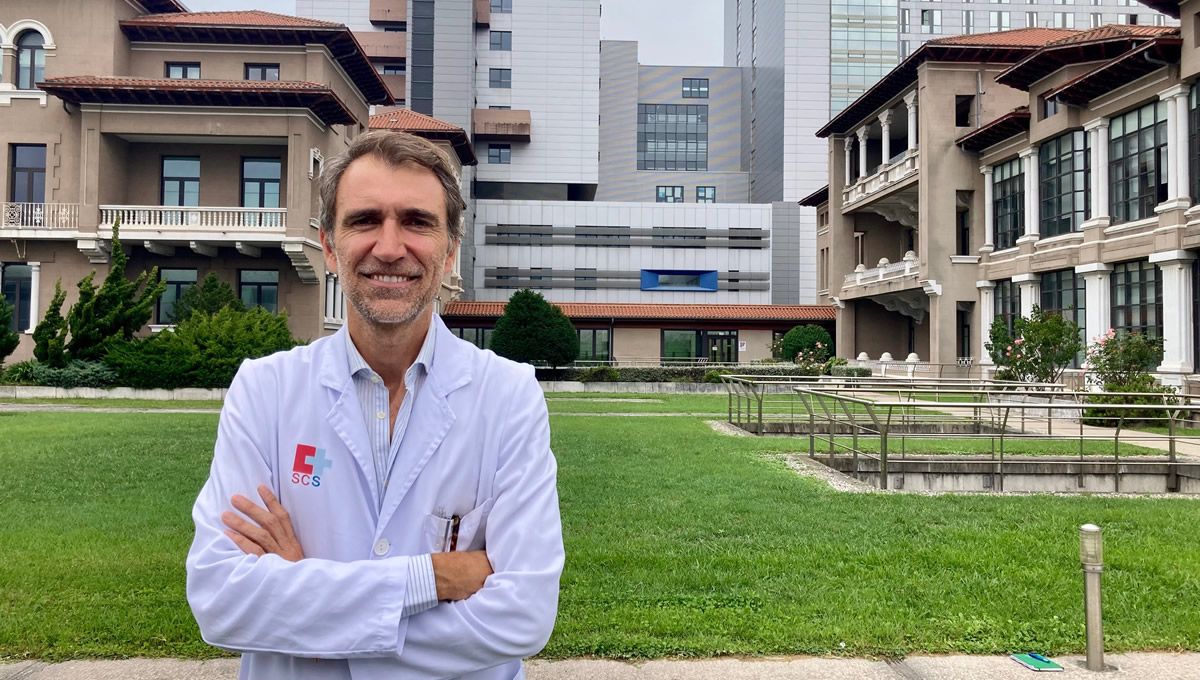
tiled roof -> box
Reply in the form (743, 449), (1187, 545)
(442, 302), (838, 322)
(956, 108), (1031, 153)
(1136, 0), (1180, 18)
(123, 10), (342, 28)
(799, 185), (829, 208)
(996, 25), (1178, 89)
(1044, 35), (1183, 105)
(370, 110), (462, 132)
(1043, 24), (1175, 46)
(926, 27), (1078, 47)
(39, 76), (356, 126)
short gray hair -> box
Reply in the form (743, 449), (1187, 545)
(318, 130), (465, 242)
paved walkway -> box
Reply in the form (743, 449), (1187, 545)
(3, 653), (1199, 679)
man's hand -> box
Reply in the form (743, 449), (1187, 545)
(222, 484), (305, 562)
(431, 551), (493, 601)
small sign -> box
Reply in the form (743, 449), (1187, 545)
(738, 341), (747, 352)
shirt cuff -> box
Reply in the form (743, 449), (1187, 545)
(401, 553), (439, 617)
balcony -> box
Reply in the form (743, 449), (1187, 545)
(475, 0), (490, 25)
(472, 108), (532, 142)
(841, 251), (922, 300)
(369, 0), (406, 23)
(354, 31), (406, 60)
(842, 150), (919, 211)
(1, 203), (80, 232)
(100, 206), (286, 232)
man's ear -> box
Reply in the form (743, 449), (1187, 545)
(320, 226), (338, 272)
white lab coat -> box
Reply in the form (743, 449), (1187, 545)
(186, 318), (564, 680)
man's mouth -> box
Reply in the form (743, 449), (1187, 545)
(365, 273), (420, 283)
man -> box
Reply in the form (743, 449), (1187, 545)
(186, 131), (564, 679)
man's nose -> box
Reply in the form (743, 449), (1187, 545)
(372, 220), (408, 261)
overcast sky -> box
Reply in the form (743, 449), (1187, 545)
(185, 0), (726, 66)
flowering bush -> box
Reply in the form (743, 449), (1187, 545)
(1084, 328), (1163, 388)
(778, 324), (833, 363)
(985, 306), (1083, 384)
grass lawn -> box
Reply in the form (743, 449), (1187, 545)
(0, 398), (223, 410)
(1, 405), (1198, 662)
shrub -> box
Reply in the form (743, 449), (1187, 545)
(32, 279), (68, 368)
(823, 356), (848, 374)
(779, 324), (833, 364)
(985, 306), (1083, 384)
(174, 272), (244, 322)
(578, 366), (619, 383)
(1085, 329), (1163, 388)
(1083, 374), (1177, 427)
(28, 360), (117, 389)
(830, 366), (871, 378)
(105, 307), (298, 389)
(490, 290), (578, 368)
(0, 295), (19, 367)
(532, 364), (829, 383)
(1, 360), (40, 385)
(703, 369), (729, 383)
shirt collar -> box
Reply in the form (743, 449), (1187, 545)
(344, 317), (438, 381)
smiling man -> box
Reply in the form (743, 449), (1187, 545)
(186, 131), (565, 680)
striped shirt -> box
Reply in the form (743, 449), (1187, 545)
(345, 323), (439, 617)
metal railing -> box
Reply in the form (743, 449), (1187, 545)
(1, 202), (80, 229)
(99, 205), (287, 230)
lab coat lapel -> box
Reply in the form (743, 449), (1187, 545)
(318, 327), (380, 508)
(376, 317), (473, 530)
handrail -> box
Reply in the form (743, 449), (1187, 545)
(99, 205), (287, 230)
(1, 202), (80, 229)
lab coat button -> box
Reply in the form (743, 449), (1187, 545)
(373, 538), (390, 556)
(376, 410), (386, 420)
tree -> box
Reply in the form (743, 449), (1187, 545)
(33, 279), (68, 367)
(985, 305), (1083, 384)
(64, 220), (166, 361)
(0, 296), (19, 366)
(174, 272), (244, 322)
(489, 289), (578, 368)
(779, 324), (833, 363)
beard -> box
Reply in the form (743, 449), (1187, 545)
(340, 260), (442, 327)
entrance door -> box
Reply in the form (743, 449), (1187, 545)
(706, 331), (737, 363)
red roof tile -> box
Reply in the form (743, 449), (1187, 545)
(370, 110), (463, 133)
(1043, 24), (1175, 46)
(927, 27), (1079, 48)
(43, 75), (329, 90)
(442, 302), (837, 322)
(124, 10), (342, 29)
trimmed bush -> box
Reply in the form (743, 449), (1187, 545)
(490, 290), (578, 368)
(534, 364), (827, 383)
(830, 366), (871, 378)
(1083, 375), (1177, 427)
(578, 366), (619, 383)
(0, 296), (19, 366)
(28, 360), (117, 388)
(779, 324), (833, 364)
(174, 272), (245, 322)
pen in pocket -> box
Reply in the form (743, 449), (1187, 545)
(448, 515), (461, 552)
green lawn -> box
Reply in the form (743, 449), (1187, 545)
(1, 406), (1198, 662)
(0, 398), (223, 410)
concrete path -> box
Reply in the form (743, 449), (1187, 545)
(3, 653), (1199, 679)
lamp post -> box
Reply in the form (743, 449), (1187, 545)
(1080, 524), (1105, 672)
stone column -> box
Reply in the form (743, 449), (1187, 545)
(1019, 146), (1039, 242)
(1082, 118), (1110, 228)
(879, 110), (892, 166)
(1156, 85), (1189, 211)
(1014, 273), (1040, 318)
(977, 280), (995, 364)
(904, 90), (918, 152)
(844, 137), (854, 186)
(1150, 250), (1195, 376)
(980, 165), (995, 252)
(1076, 263), (1113, 347)
(1176, 89), (1192, 206)
(26, 262), (41, 333)
(857, 127), (869, 179)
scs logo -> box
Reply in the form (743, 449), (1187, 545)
(292, 443), (333, 487)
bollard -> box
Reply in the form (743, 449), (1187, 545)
(1080, 524), (1105, 672)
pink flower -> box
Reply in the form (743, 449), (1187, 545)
(1014, 338), (1024, 345)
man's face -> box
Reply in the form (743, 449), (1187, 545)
(322, 155), (458, 329)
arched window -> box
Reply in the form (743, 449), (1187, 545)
(16, 30), (45, 90)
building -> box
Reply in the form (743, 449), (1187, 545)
(0, 0), (397, 362)
(814, 11), (1200, 385)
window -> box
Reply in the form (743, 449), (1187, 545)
(452, 327), (494, 349)
(240, 270), (279, 313)
(994, 279), (1020, 336)
(962, 10), (976, 33)
(920, 9), (942, 32)
(578, 329), (610, 361)
(574, 268), (597, 290)
(682, 78), (709, 98)
(489, 105), (511, 110)
(1052, 11), (1074, 27)
(489, 31), (512, 51)
(1, 263), (32, 332)
(10, 144), (46, 204)
(157, 269), (198, 324)
(161, 157), (200, 207)
(638, 104), (709, 171)
(376, 62), (406, 75)
(1190, 84), (1200, 203)
(1090, 12), (1103, 27)
(1040, 94), (1059, 120)
(1040, 269), (1086, 366)
(1039, 131), (1090, 237)
(955, 95), (974, 127)
(244, 63), (280, 81)
(661, 330), (736, 362)
(1026, 11), (1039, 26)
(242, 158), (281, 209)
(696, 186), (716, 203)
(325, 273), (345, 322)
(489, 68), (512, 88)
(992, 157), (1023, 250)
(641, 269), (718, 291)
(957, 302), (974, 361)
(990, 11), (1011, 29)
(165, 62), (201, 79)
(1111, 261), (1162, 338)
(1110, 101), (1168, 224)
(488, 144), (511, 164)
(655, 186), (684, 203)
(956, 193), (972, 256)
(15, 31), (45, 90)
(411, 0), (435, 114)
(490, 0), (512, 12)
(902, 8), (911, 31)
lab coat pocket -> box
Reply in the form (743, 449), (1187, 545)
(423, 498), (494, 553)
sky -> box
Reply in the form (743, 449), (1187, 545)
(184, 0), (726, 66)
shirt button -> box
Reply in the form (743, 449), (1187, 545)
(376, 411), (386, 420)
(371, 375), (381, 384)
(373, 538), (390, 556)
